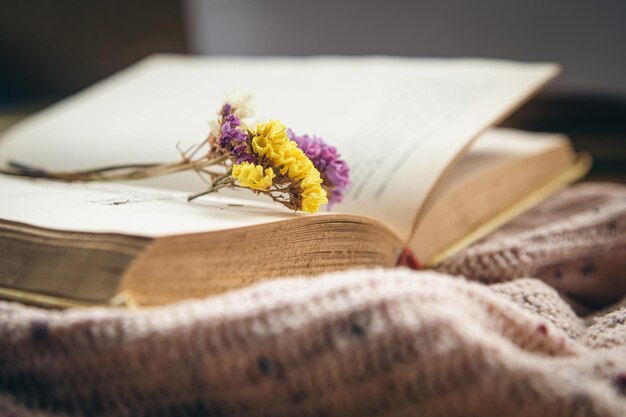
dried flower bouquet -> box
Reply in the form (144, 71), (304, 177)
(1, 95), (350, 213)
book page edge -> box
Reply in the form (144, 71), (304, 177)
(423, 152), (592, 267)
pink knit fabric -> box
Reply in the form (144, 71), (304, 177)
(0, 183), (625, 417)
(2, 271), (625, 417)
(438, 183), (626, 311)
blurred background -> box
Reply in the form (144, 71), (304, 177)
(1, 0), (624, 180)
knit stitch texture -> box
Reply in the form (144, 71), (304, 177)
(439, 183), (626, 311)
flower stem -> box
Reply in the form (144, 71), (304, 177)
(1, 156), (228, 182)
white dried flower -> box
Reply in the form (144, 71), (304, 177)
(225, 91), (255, 119)
(208, 119), (221, 138)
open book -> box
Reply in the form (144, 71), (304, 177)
(0, 55), (588, 307)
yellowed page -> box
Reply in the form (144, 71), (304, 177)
(427, 128), (573, 202)
(410, 128), (576, 262)
(0, 55), (557, 240)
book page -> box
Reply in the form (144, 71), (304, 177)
(0, 176), (301, 237)
(0, 55), (557, 240)
(426, 128), (573, 203)
(409, 128), (577, 263)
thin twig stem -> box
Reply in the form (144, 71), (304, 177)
(186, 137), (210, 161)
(1, 156), (228, 182)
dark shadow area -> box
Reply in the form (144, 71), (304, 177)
(0, 0), (187, 106)
(503, 94), (626, 183)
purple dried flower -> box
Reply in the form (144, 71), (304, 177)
(218, 110), (254, 163)
(288, 129), (350, 209)
(220, 103), (232, 117)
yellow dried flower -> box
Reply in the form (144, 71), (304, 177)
(251, 120), (328, 212)
(232, 162), (275, 191)
(252, 120), (310, 179)
(300, 170), (328, 213)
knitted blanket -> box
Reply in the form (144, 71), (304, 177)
(1, 183), (625, 417)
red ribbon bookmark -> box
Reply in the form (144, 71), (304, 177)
(396, 247), (422, 270)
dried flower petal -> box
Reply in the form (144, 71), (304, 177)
(232, 162), (275, 191)
(287, 129), (350, 208)
(218, 111), (254, 163)
(252, 120), (328, 211)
